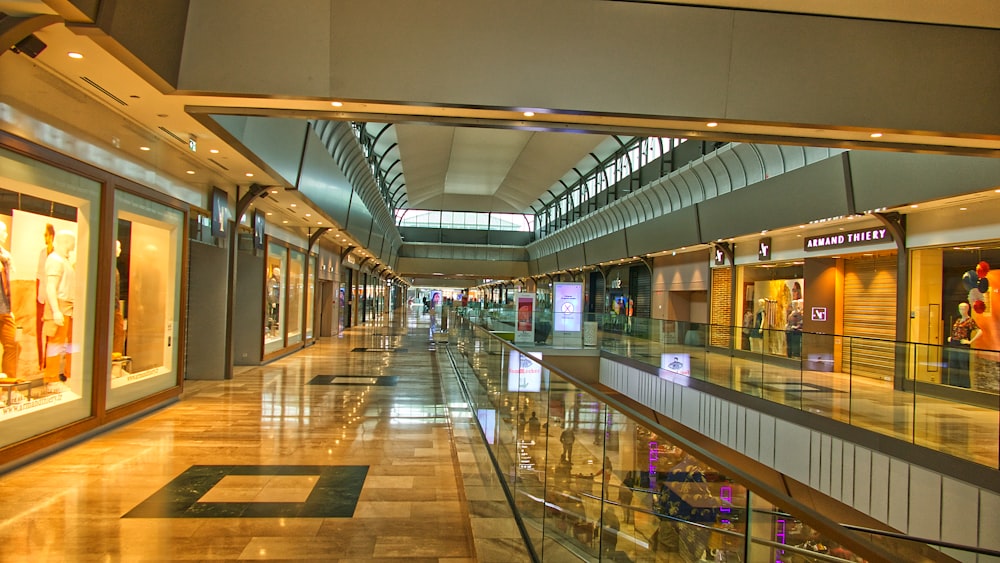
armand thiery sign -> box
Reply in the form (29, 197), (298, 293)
(804, 227), (892, 251)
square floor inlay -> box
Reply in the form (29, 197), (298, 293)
(123, 465), (368, 519)
(309, 375), (399, 386)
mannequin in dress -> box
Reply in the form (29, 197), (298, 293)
(0, 222), (17, 378)
(266, 266), (281, 336)
(749, 298), (765, 353)
(44, 230), (76, 392)
(113, 240), (126, 355)
(785, 299), (804, 358)
(946, 302), (981, 388)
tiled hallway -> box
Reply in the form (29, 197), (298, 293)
(0, 313), (526, 562)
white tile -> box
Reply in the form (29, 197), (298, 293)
(940, 476), (978, 548)
(980, 489), (1000, 551)
(852, 446), (870, 513)
(759, 414), (775, 466)
(773, 420), (810, 484)
(829, 438), (842, 501)
(869, 452), (890, 522)
(887, 459), (910, 533)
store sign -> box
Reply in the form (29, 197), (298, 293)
(811, 307), (828, 321)
(758, 237), (771, 261)
(714, 247), (726, 266)
(804, 227), (892, 251)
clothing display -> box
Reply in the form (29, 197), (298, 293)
(947, 312), (980, 388)
(43, 232), (75, 387)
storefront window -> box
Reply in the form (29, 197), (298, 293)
(286, 248), (304, 346)
(306, 254), (316, 340)
(738, 265), (804, 357)
(910, 246), (1000, 393)
(264, 241), (287, 354)
(0, 147), (99, 448)
(107, 191), (183, 408)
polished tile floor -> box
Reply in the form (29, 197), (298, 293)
(0, 312), (531, 562)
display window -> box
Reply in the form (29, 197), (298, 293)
(106, 191), (184, 409)
(264, 240), (287, 354)
(306, 254), (316, 340)
(286, 248), (304, 346)
(737, 265), (804, 358)
(0, 147), (99, 447)
(910, 245), (1000, 393)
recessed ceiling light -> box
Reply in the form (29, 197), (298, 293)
(139, 146), (151, 151)
(305, 213), (311, 217)
(317, 221), (323, 225)
(706, 122), (719, 127)
(523, 111), (535, 117)
(870, 132), (883, 138)
(331, 101), (343, 107)
(282, 220), (288, 224)
(960, 207), (967, 210)
(270, 189), (278, 194)
(266, 212), (272, 216)
(185, 170), (195, 175)
(67, 52), (83, 59)
(209, 149), (219, 154)
(290, 203), (296, 207)
(910, 204), (918, 208)
(245, 173), (254, 177)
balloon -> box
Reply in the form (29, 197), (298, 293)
(961, 270), (978, 290)
(978, 277), (990, 293)
(968, 289), (983, 304)
(977, 261), (990, 278)
(972, 300), (986, 314)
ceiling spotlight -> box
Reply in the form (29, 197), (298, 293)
(270, 189), (278, 194)
(960, 207), (967, 211)
(139, 146), (151, 151)
(266, 212), (273, 216)
(67, 52), (83, 59)
(282, 220), (288, 224)
(706, 122), (719, 127)
(245, 173), (254, 177)
(290, 203), (297, 207)
(870, 132), (883, 138)
(317, 221), (323, 225)
(209, 149), (220, 154)
(185, 170), (195, 175)
(305, 213), (311, 217)
(331, 101), (343, 107)
(910, 204), (918, 208)
(523, 111), (535, 117)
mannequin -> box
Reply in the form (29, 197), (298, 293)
(749, 298), (765, 353)
(35, 223), (54, 369)
(43, 230), (75, 392)
(785, 299), (804, 358)
(112, 240), (126, 355)
(0, 222), (17, 378)
(946, 302), (981, 388)
(266, 266), (281, 335)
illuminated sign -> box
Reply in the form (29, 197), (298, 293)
(758, 237), (771, 261)
(804, 227), (891, 251)
(515, 293), (534, 344)
(660, 353), (691, 376)
(507, 350), (543, 393)
(553, 282), (582, 332)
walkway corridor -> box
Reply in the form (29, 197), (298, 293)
(0, 313), (526, 562)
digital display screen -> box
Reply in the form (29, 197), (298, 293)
(553, 282), (582, 332)
(507, 350), (543, 393)
(660, 353), (691, 376)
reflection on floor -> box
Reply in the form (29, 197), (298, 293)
(600, 335), (1000, 468)
(0, 312), (532, 561)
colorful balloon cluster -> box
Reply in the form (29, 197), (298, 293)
(961, 261), (991, 314)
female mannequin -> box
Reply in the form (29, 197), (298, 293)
(785, 299), (804, 358)
(946, 302), (980, 388)
(749, 298), (765, 353)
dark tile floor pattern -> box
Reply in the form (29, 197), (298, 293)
(123, 465), (369, 519)
(308, 375), (400, 386)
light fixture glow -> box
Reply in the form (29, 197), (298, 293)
(266, 212), (272, 216)
(305, 213), (311, 217)
(331, 101), (343, 107)
(960, 207), (967, 211)
(245, 173), (254, 177)
(910, 204), (918, 208)
(870, 132), (883, 138)
(139, 146), (151, 151)
(270, 189), (278, 194)
(185, 170), (195, 175)
(706, 122), (719, 127)
(290, 203), (296, 207)
(282, 220), (288, 224)
(209, 149), (220, 154)
(523, 111), (535, 117)
(67, 52), (83, 59)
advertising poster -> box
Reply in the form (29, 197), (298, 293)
(515, 293), (535, 344)
(553, 282), (583, 333)
(507, 350), (543, 393)
(660, 353), (691, 377)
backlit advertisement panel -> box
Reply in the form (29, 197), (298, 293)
(507, 350), (543, 392)
(553, 282), (582, 333)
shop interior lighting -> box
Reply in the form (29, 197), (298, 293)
(331, 101), (343, 107)
(185, 170), (195, 175)
(910, 204), (918, 208)
(245, 173), (254, 177)
(523, 111), (535, 117)
(209, 149), (220, 154)
(270, 189), (278, 194)
(706, 122), (719, 127)
(67, 52), (83, 59)
(870, 132), (883, 138)
(139, 146), (150, 151)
